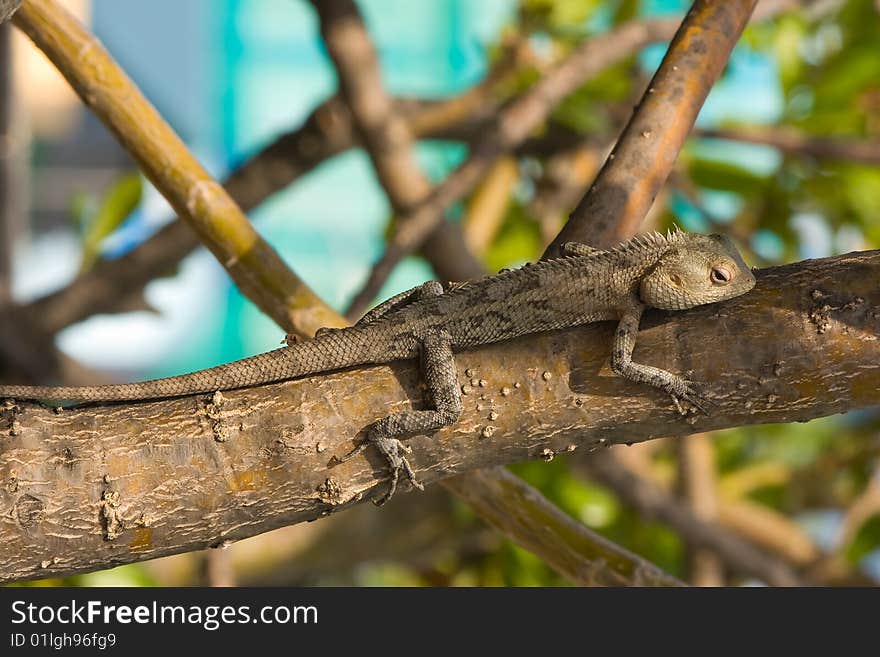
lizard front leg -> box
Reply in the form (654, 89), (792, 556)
(339, 328), (462, 505)
(610, 297), (709, 414)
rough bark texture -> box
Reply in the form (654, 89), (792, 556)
(0, 0), (19, 23)
(1, 251), (877, 583)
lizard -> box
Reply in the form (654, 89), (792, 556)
(0, 230), (755, 504)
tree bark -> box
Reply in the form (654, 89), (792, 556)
(1, 250), (877, 583)
(0, 0), (19, 23)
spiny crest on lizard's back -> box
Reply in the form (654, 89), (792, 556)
(610, 227), (687, 256)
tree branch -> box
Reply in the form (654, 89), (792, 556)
(676, 434), (725, 585)
(309, 0), (485, 300)
(311, 0), (675, 587)
(581, 452), (807, 586)
(695, 126), (880, 165)
(443, 467), (685, 586)
(2, 250), (877, 583)
(344, 16), (684, 318)
(546, 0), (759, 254)
(313, 0), (434, 219)
(12, 0), (343, 338)
(0, 0), (19, 23)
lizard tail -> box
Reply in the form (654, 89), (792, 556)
(0, 327), (387, 403)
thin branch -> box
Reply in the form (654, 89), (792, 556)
(344, 16), (684, 318)
(527, 141), (603, 246)
(581, 452), (807, 586)
(2, 251), (879, 583)
(609, 433), (826, 574)
(21, 96), (487, 335)
(676, 434), (725, 585)
(443, 467), (685, 586)
(200, 549), (235, 587)
(12, 0), (343, 338)
(546, 0), (759, 255)
(310, 0), (476, 318)
(312, 0), (433, 217)
(716, 498), (820, 566)
(695, 126), (880, 165)
(835, 465), (880, 553)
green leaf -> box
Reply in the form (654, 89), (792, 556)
(687, 157), (769, 198)
(520, 0), (601, 32)
(79, 173), (142, 273)
(844, 515), (880, 565)
(772, 15), (808, 91)
(483, 203), (542, 272)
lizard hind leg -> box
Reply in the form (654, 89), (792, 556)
(339, 328), (462, 506)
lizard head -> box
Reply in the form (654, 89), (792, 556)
(639, 233), (756, 310)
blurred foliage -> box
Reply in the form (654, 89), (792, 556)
(13, 0), (880, 588)
(472, 0), (880, 586)
(73, 172), (142, 273)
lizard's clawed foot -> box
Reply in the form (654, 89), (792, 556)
(371, 435), (424, 505)
(336, 433), (423, 506)
(281, 333), (301, 346)
(668, 379), (714, 415)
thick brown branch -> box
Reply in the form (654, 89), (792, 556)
(547, 0), (759, 254)
(1, 251), (877, 583)
(312, 0), (433, 217)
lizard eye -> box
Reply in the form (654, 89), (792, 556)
(710, 266), (731, 284)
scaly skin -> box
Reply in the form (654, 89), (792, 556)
(0, 230), (756, 503)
